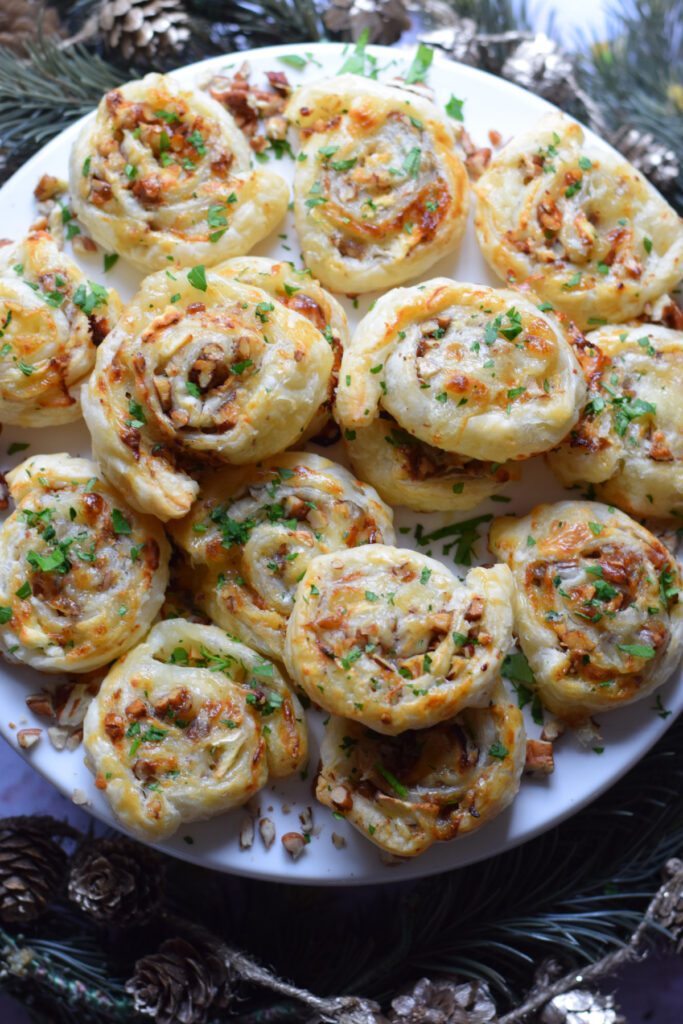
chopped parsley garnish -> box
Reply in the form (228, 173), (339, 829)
(617, 643), (656, 659)
(111, 509), (132, 534)
(375, 761), (409, 797)
(187, 265), (207, 291)
(73, 280), (108, 315)
(489, 742), (508, 760)
(405, 43), (433, 85)
(445, 94), (464, 121)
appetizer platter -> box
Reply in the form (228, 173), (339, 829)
(0, 40), (681, 884)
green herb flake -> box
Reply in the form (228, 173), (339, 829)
(445, 94), (464, 121)
(111, 509), (132, 535)
(187, 265), (207, 291)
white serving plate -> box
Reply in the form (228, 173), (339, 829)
(0, 41), (680, 885)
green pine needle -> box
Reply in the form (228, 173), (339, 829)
(0, 34), (123, 160)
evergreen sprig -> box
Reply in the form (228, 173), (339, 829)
(0, 33), (123, 175)
(576, 0), (683, 212)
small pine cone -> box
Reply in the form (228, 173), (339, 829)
(389, 976), (497, 1023)
(126, 933), (232, 1024)
(0, 0), (61, 54)
(0, 816), (72, 924)
(98, 0), (191, 64)
(67, 836), (164, 926)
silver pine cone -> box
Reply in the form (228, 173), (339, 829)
(98, 0), (190, 63)
(67, 836), (164, 926)
(389, 977), (498, 1024)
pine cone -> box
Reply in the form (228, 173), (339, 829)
(0, 0), (61, 54)
(0, 816), (72, 923)
(126, 933), (232, 1024)
(98, 0), (191, 64)
(389, 977), (497, 1024)
(67, 836), (164, 926)
(610, 126), (679, 196)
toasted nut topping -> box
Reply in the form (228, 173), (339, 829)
(282, 831), (306, 860)
(524, 739), (555, 775)
(259, 817), (276, 850)
(17, 728), (42, 750)
(239, 816), (255, 849)
(330, 784), (353, 811)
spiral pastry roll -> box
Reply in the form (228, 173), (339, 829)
(0, 454), (170, 673)
(489, 501), (683, 722)
(547, 325), (683, 520)
(284, 546), (513, 734)
(69, 73), (289, 272)
(474, 113), (683, 329)
(0, 231), (120, 426)
(168, 451), (395, 659)
(286, 75), (469, 293)
(82, 268), (334, 520)
(216, 257), (348, 438)
(317, 682), (525, 856)
(83, 620), (307, 841)
(336, 279), (585, 467)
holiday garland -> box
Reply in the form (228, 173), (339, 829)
(0, 2), (682, 1022)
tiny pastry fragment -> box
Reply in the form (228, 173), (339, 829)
(83, 620), (307, 841)
(474, 112), (683, 329)
(335, 279), (585, 484)
(69, 73), (289, 272)
(0, 231), (120, 426)
(547, 324), (683, 519)
(489, 501), (683, 722)
(168, 451), (395, 659)
(216, 256), (348, 439)
(82, 267), (334, 521)
(286, 75), (469, 293)
(284, 545), (513, 734)
(0, 454), (170, 673)
(316, 681), (525, 857)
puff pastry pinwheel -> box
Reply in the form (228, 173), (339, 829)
(69, 73), (289, 272)
(82, 268), (334, 521)
(168, 451), (395, 659)
(547, 325), (683, 520)
(335, 280), (586, 476)
(286, 75), (469, 293)
(0, 454), (170, 673)
(489, 501), (683, 722)
(316, 680), (525, 857)
(474, 113), (683, 330)
(83, 620), (307, 841)
(216, 256), (348, 439)
(0, 231), (120, 426)
(284, 545), (513, 735)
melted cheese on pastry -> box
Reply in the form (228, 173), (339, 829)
(489, 500), (683, 722)
(336, 279), (585, 464)
(168, 451), (395, 659)
(82, 268), (333, 521)
(0, 454), (170, 673)
(286, 75), (469, 293)
(0, 232), (120, 426)
(316, 681), (525, 857)
(547, 325), (683, 519)
(83, 620), (307, 841)
(343, 415), (520, 512)
(474, 113), (683, 329)
(69, 73), (289, 272)
(284, 545), (513, 735)
(216, 257), (347, 440)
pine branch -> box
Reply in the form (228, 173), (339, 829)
(576, 0), (683, 211)
(0, 34), (124, 167)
